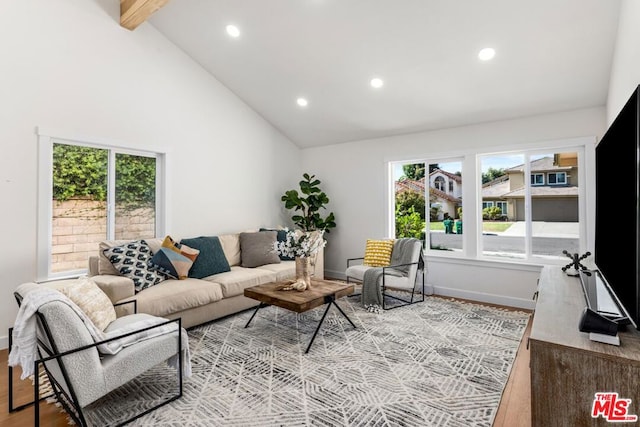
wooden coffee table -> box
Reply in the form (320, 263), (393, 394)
(244, 279), (356, 353)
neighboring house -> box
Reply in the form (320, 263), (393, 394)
(482, 155), (579, 221)
(396, 169), (462, 220)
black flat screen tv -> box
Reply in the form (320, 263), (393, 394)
(594, 84), (640, 329)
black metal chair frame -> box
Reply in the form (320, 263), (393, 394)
(346, 249), (426, 310)
(8, 294), (183, 427)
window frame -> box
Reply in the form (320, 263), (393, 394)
(37, 128), (167, 281)
(531, 173), (545, 186)
(495, 201), (508, 215)
(387, 136), (594, 266)
(547, 171), (567, 185)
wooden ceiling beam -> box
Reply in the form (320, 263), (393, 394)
(120, 0), (170, 31)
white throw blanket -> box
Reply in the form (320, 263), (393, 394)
(8, 286), (192, 379)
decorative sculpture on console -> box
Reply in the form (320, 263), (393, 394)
(561, 250), (591, 276)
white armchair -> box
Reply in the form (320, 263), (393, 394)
(8, 281), (188, 426)
(345, 238), (426, 310)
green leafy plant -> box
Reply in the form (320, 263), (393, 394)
(52, 144), (156, 210)
(281, 173), (336, 233)
(482, 206), (503, 220)
(395, 205), (425, 239)
(395, 191), (425, 220)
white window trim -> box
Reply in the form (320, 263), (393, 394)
(548, 172), (567, 185)
(36, 127), (167, 282)
(531, 173), (545, 186)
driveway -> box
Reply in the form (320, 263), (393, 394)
(500, 221), (579, 238)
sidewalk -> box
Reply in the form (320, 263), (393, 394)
(500, 221), (579, 238)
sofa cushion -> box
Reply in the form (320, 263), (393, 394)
(148, 248), (194, 280)
(98, 238), (163, 275)
(103, 240), (165, 293)
(259, 228), (295, 261)
(239, 231), (281, 268)
(118, 278), (224, 318)
(180, 236), (231, 279)
(207, 266), (277, 298)
(256, 261), (296, 281)
(218, 233), (241, 267)
(161, 235), (200, 262)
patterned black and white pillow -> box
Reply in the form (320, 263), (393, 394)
(103, 239), (165, 292)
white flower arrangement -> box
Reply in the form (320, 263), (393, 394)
(273, 229), (326, 259)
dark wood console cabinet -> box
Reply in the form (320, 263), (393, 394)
(529, 266), (640, 426)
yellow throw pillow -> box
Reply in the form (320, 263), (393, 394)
(51, 277), (116, 331)
(363, 239), (395, 267)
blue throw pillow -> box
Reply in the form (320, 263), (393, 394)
(259, 228), (294, 261)
(180, 236), (231, 279)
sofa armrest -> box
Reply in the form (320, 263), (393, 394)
(91, 275), (135, 304)
(88, 255), (100, 276)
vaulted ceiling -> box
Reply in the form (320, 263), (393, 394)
(138, 1), (622, 148)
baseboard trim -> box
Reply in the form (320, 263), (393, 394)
(325, 269), (535, 310)
(0, 334), (8, 351)
(433, 286), (536, 310)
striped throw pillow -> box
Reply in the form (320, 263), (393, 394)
(363, 239), (395, 267)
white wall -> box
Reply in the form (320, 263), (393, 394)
(302, 107), (607, 309)
(0, 0), (300, 348)
(607, 0), (640, 122)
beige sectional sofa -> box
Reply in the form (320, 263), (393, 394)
(88, 231), (324, 329)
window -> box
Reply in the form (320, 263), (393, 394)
(37, 131), (165, 280)
(531, 173), (544, 186)
(392, 159), (463, 253)
(389, 138), (590, 264)
(548, 172), (567, 185)
(479, 150), (581, 260)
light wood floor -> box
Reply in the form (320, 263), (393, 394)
(0, 300), (533, 427)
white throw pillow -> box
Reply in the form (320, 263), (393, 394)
(51, 277), (116, 331)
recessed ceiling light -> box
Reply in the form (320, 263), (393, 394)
(370, 78), (384, 88)
(478, 47), (496, 61)
(296, 97), (308, 107)
(226, 24), (240, 38)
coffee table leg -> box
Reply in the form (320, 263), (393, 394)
(305, 302), (333, 354)
(331, 301), (357, 329)
(245, 303), (267, 328)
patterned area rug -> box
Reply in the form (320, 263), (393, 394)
(82, 295), (530, 427)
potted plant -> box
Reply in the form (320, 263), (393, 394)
(280, 173), (335, 288)
(281, 173), (336, 233)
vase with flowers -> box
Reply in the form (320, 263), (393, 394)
(273, 229), (326, 291)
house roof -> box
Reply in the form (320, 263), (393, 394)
(430, 169), (462, 183)
(501, 185), (579, 198)
(482, 178), (511, 198)
(505, 156), (574, 173)
(396, 178), (460, 203)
